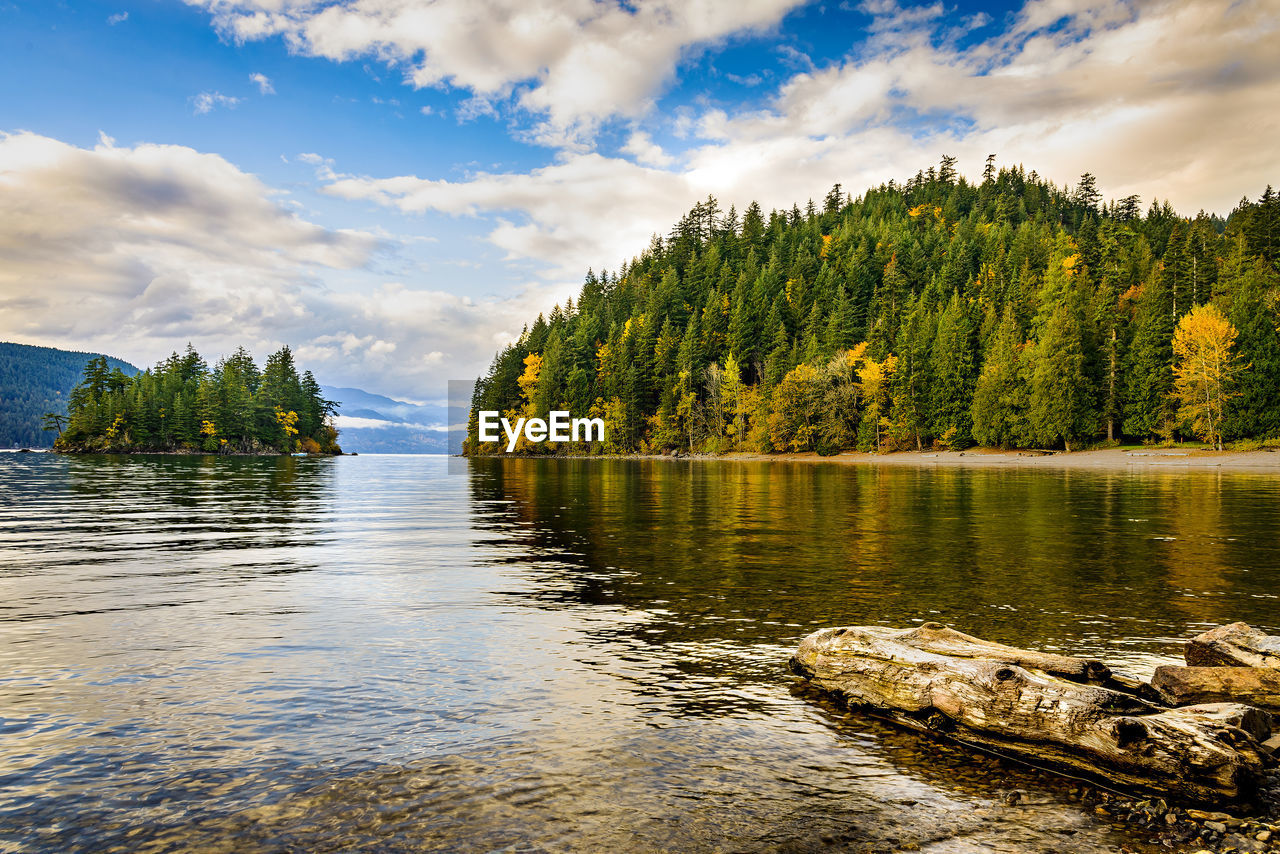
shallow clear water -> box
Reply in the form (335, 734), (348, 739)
(1, 454), (1278, 852)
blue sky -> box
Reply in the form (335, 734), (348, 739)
(1, 0), (1276, 401)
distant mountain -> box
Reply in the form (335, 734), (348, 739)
(0, 342), (139, 448)
(320, 385), (448, 454)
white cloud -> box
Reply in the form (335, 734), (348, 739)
(192, 91), (242, 114)
(13, 0), (1279, 403)
(621, 131), (675, 168)
(333, 415), (447, 431)
(185, 0), (806, 146)
(316, 0), (1280, 288)
(107, 11), (129, 25)
(725, 72), (764, 87)
(0, 131), (577, 397)
(249, 72), (275, 94)
(322, 154), (694, 279)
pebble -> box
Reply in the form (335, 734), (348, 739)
(1205, 820), (1227, 833)
(1258, 829), (1273, 842)
(1225, 832), (1266, 852)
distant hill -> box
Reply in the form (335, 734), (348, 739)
(321, 385), (448, 454)
(0, 342), (139, 448)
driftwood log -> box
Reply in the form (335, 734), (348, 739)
(1152, 666), (1280, 712)
(1186, 622), (1280, 668)
(790, 623), (1271, 804)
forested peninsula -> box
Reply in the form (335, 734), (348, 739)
(468, 158), (1280, 456)
(53, 345), (341, 455)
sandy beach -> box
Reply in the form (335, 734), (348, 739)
(713, 446), (1280, 472)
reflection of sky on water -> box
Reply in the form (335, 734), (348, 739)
(1, 454), (1277, 852)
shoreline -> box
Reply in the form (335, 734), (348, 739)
(40, 448), (347, 457)
(724, 446), (1280, 472)
(473, 446), (1280, 473)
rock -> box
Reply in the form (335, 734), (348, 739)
(1150, 665), (1280, 714)
(1263, 734), (1280, 754)
(1185, 623), (1280, 668)
(1177, 702), (1273, 742)
(1225, 832), (1266, 851)
(1258, 829), (1272, 842)
(1205, 820), (1227, 833)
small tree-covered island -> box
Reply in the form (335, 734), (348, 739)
(468, 159), (1279, 456)
(52, 345), (341, 455)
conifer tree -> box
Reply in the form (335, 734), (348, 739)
(1029, 291), (1092, 450)
(929, 291), (976, 447)
(1222, 252), (1280, 438)
(463, 162), (1280, 456)
(1123, 271), (1176, 439)
(972, 306), (1030, 447)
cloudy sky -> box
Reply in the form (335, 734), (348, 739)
(1, 0), (1276, 400)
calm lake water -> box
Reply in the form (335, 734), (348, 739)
(2, 453), (1279, 853)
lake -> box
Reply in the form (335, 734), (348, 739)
(1, 453), (1278, 852)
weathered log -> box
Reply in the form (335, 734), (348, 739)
(1185, 622), (1280, 668)
(1151, 665), (1280, 713)
(867, 622), (1115, 682)
(791, 623), (1270, 804)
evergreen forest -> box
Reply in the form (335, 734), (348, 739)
(0, 342), (138, 448)
(56, 344), (341, 454)
(469, 157), (1280, 455)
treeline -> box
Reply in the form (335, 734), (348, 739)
(56, 344), (341, 454)
(0, 342), (137, 447)
(469, 157), (1280, 455)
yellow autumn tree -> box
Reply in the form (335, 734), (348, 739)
(768, 363), (824, 451)
(722, 352), (746, 446)
(856, 352), (897, 452)
(1171, 304), (1247, 450)
(517, 353), (543, 408)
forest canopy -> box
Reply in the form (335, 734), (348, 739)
(55, 344), (341, 455)
(0, 342), (137, 448)
(468, 158), (1280, 456)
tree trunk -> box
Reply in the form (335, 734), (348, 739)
(791, 623), (1269, 804)
(1185, 622), (1280, 668)
(1152, 665), (1280, 713)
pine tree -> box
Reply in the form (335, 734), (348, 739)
(1028, 291), (1092, 450)
(889, 296), (935, 449)
(971, 306), (1030, 447)
(929, 291), (976, 447)
(1223, 252), (1280, 438)
(1123, 272), (1176, 439)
